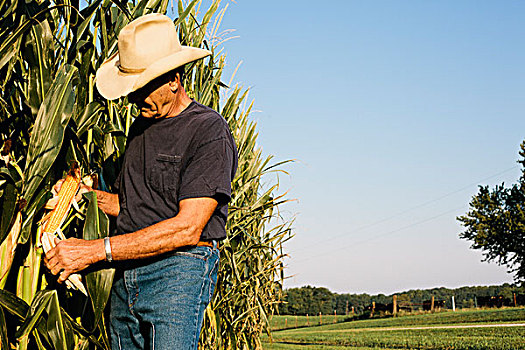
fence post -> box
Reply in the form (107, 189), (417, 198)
(295, 315), (298, 328)
(285, 318), (287, 329)
(514, 293), (517, 307)
(452, 296), (456, 312)
(334, 309), (337, 323)
(306, 314), (309, 326)
(393, 295), (397, 316)
(431, 296), (435, 312)
(319, 312), (322, 325)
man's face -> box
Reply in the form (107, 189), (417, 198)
(128, 74), (175, 118)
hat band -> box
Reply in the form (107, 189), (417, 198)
(118, 64), (146, 74)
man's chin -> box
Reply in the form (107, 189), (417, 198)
(140, 110), (158, 118)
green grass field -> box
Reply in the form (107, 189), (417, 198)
(271, 314), (352, 330)
(264, 307), (525, 349)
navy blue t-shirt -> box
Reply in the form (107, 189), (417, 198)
(114, 101), (238, 240)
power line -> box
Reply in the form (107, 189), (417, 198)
(292, 205), (467, 263)
(292, 165), (519, 253)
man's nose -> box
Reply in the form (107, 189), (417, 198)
(128, 93), (141, 104)
(128, 89), (147, 104)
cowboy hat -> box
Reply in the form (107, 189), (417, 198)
(95, 13), (211, 100)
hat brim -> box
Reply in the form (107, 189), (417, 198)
(95, 46), (211, 100)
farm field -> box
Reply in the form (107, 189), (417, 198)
(271, 314), (350, 330)
(264, 307), (525, 349)
(269, 307), (525, 330)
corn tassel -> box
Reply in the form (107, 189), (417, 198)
(41, 166), (88, 296)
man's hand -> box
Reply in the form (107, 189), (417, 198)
(44, 237), (105, 283)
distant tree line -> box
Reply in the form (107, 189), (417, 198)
(279, 283), (525, 315)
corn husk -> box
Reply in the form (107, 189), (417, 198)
(0, 212), (22, 288)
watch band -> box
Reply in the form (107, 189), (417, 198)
(104, 237), (113, 262)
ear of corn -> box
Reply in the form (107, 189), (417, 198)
(42, 168), (81, 235)
(40, 165), (88, 296)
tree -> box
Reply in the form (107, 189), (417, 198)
(458, 141), (525, 284)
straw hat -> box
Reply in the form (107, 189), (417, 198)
(95, 13), (211, 100)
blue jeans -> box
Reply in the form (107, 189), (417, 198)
(110, 242), (219, 350)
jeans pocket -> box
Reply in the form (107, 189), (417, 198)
(208, 252), (220, 301)
(172, 246), (211, 261)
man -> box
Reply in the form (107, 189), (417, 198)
(44, 13), (238, 349)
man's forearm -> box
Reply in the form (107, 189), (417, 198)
(93, 190), (120, 217)
(108, 216), (199, 261)
(61, 215), (200, 270)
(107, 197), (217, 261)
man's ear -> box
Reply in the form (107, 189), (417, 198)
(168, 77), (178, 92)
(168, 72), (181, 92)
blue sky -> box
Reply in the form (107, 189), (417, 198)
(191, 1), (525, 294)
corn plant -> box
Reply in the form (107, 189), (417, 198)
(0, 0), (292, 348)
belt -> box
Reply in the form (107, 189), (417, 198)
(196, 240), (218, 249)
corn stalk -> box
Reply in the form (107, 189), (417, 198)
(0, 0), (292, 349)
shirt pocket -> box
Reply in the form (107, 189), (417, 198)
(149, 153), (182, 200)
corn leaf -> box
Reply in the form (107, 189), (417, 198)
(25, 20), (55, 116)
(0, 177), (16, 244)
(174, 0), (198, 26)
(0, 307), (7, 350)
(83, 191), (114, 333)
(60, 311), (106, 348)
(0, 289), (29, 321)
(15, 290), (71, 350)
(0, 18), (32, 71)
(0, 212), (22, 288)
(19, 189), (53, 245)
(75, 101), (104, 138)
(16, 290), (68, 350)
(21, 64), (78, 234)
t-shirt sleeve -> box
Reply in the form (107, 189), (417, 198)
(178, 135), (236, 203)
